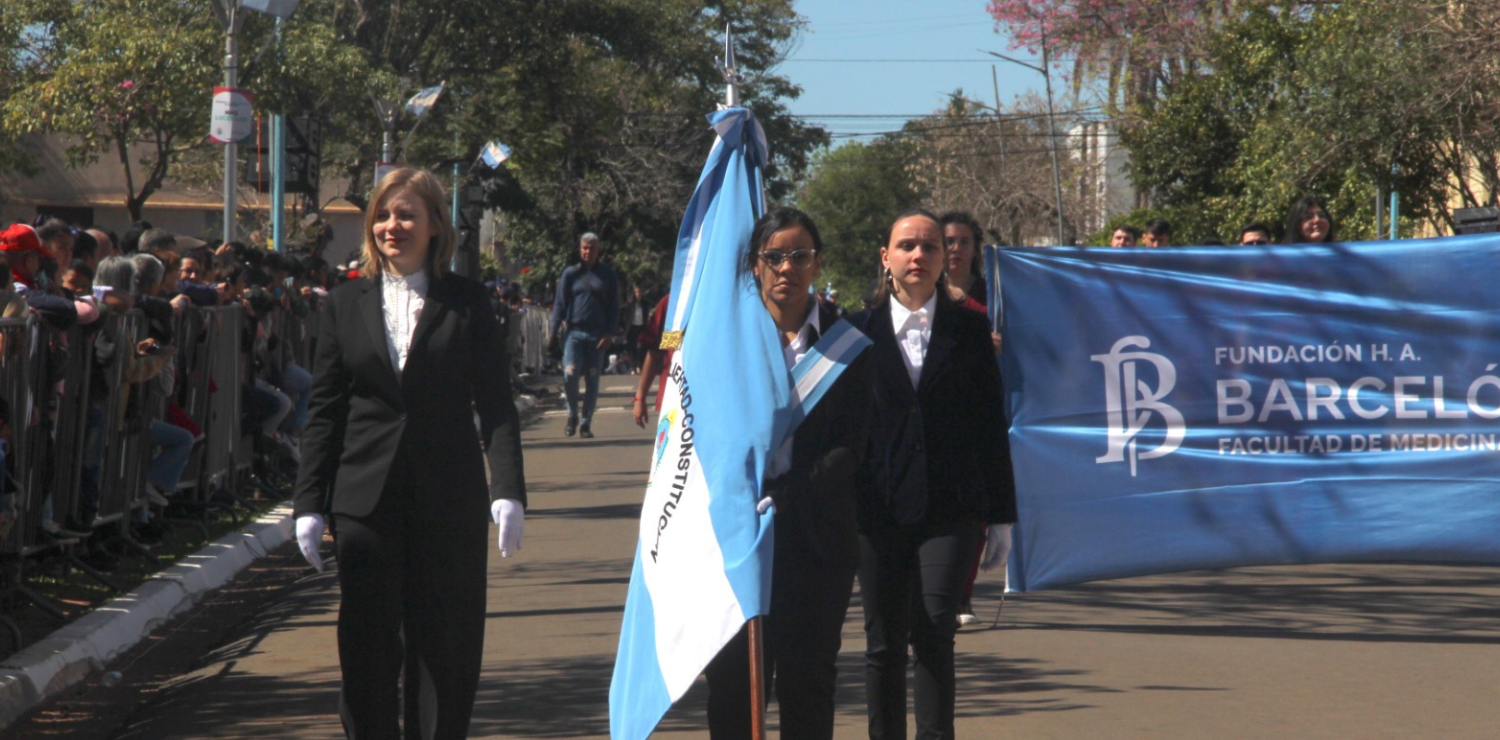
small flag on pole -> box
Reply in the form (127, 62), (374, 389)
(478, 141), (512, 169)
(404, 83), (445, 117)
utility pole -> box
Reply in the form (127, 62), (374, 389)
(214, 0), (245, 246)
(991, 65), (1012, 244)
(270, 17), (285, 252)
(984, 38), (1066, 246)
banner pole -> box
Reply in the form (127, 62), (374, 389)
(748, 616), (766, 740)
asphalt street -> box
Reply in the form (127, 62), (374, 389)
(10, 374), (1500, 739)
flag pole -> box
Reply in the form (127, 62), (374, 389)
(718, 25), (765, 739)
(747, 616), (766, 740)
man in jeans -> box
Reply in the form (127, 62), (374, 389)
(550, 233), (619, 438)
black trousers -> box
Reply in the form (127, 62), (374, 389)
(705, 553), (857, 740)
(857, 519), (984, 740)
(332, 477), (490, 740)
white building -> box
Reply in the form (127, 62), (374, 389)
(1069, 120), (1137, 236)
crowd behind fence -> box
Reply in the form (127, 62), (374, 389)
(0, 294), (316, 654)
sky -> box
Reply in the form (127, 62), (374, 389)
(778, 0), (1048, 143)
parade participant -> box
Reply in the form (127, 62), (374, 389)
(1285, 195), (1336, 244)
(293, 167), (527, 740)
(1142, 218), (1173, 247)
(550, 232), (620, 438)
(630, 292), (672, 428)
(1240, 223), (1273, 246)
(703, 208), (873, 740)
(939, 211), (986, 308)
(849, 209), (1016, 740)
(623, 285), (648, 374)
(937, 211), (1000, 627)
(1109, 224), (1140, 247)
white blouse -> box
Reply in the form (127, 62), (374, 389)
(382, 270), (429, 374)
(889, 292), (936, 389)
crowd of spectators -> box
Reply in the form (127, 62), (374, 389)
(0, 215), (340, 572)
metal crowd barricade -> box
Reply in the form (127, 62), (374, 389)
(520, 306), (550, 373)
(201, 305), (246, 499)
(95, 310), (151, 529)
(0, 315), (78, 629)
(0, 316), (46, 560)
(48, 322), (94, 541)
(172, 307), (212, 502)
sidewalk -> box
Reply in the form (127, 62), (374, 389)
(7, 376), (1500, 738)
(0, 393), (538, 733)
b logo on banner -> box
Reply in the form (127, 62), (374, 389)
(1093, 336), (1186, 476)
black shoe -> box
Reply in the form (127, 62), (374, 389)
(579, 423), (594, 439)
(564, 417), (578, 437)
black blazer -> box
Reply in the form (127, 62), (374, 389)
(848, 296), (1015, 530)
(293, 273), (527, 520)
(764, 304), (874, 572)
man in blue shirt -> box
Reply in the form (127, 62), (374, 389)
(550, 232), (620, 438)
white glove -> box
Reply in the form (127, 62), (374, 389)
(295, 513), (326, 572)
(979, 523), (1013, 572)
(492, 499), (525, 558)
(756, 496), (775, 515)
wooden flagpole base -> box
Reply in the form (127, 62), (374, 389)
(748, 615), (766, 740)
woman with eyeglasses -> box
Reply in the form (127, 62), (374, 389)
(847, 208), (1016, 740)
(703, 208), (874, 740)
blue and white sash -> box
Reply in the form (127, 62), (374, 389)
(787, 318), (872, 425)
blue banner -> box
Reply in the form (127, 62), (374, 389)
(993, 236), (1500, 591)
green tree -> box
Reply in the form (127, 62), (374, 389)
(1, 0), (370, 223)
(795, 137), (927, 307)
(1120, 2), (1500, 241)
(306, 0), (824, 288)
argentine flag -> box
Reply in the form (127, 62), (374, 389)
(608, 107), (785, 740)
(479, 140), (512, 169)
(404, 83), (444, 117)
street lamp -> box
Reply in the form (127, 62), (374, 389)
(211, 0), (299, 248)
(983, 41), (1066, 246)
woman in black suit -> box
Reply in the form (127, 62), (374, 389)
(703, 208), (873, 740)
(848, 208), (1016, 740)
(293, 167), (527, 740)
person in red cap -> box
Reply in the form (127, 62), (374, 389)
(0, 223), (53, 290)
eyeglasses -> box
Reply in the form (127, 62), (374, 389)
(757, 249), (816, 269)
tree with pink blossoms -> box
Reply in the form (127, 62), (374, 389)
(987, 0), (1239, 114)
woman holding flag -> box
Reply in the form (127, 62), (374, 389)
(849, 208), (1016, 740)
(703, 208), (874, 740)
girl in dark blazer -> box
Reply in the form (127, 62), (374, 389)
(848, 208), (1016, 740)
(703, 208), (874, 740)
(293, 168), (527, 740)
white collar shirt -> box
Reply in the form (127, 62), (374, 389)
(890, 292), (937, 389)
(381, 270), (429, 375)
(768, 305), (822, 480)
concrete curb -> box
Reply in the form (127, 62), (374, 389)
(0, 505), (297, 729)
(0, 394), (539, 730)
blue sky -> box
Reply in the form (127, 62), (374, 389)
(778, 0), (1047, 142)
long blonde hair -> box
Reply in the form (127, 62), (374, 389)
(359, 167), (456, 279)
